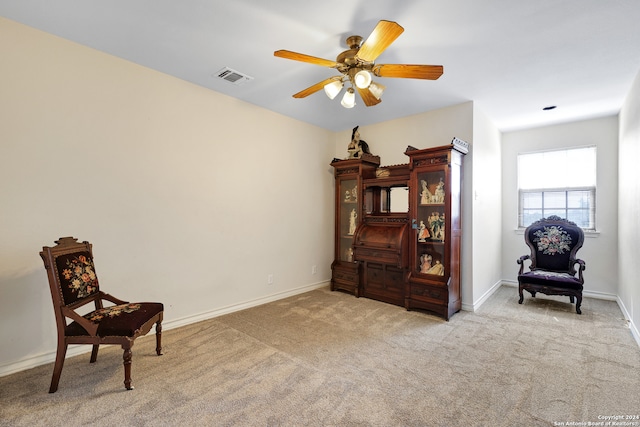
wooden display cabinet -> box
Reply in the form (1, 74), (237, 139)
(330, 155), (380, 296)
(405, 140), (468, 320)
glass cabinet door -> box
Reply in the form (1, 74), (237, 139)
(338, 178), (358, 262)
(414, 170), (447, 277)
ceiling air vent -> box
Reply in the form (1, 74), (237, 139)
(214, 67), (254, 86)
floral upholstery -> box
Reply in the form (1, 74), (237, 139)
(518, 269), (583, 290)
(527, 222), (583, 274)
(65, 302), (164, 337)
(54, 251), (100, 305)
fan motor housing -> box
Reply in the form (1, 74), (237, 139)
(336, 36), (374, 74)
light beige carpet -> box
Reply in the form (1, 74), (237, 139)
(1, 285), (638, 426)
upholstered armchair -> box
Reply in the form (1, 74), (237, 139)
(517, 216), (586, 314)
(40, 237), (164, 392)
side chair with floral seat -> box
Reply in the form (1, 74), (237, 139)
(517, 216), (586, 314)
(40, 237), (164, 393)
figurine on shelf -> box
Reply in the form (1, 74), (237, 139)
(426, 260), (445, 276)
(428, 212), (438, 238)
(418, 220), (430, 242)
(344, 190), (351, 202)
(420, 253), (432, 273)
(347, 125), (371, 159)
(420, 179), (433, 204)
(428, 212), (445, 241)
(433, 178), (445, 204)
(351, 185), (358, 202)
(348, 208), (357, 235)
(346, 247), (354, 262)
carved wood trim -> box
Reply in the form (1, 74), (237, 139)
(336, 167), (360, 176)
(414, 155), (448, 167)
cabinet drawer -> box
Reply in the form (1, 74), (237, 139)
(410, 283), (448, 304)
(386, 266), (405, 285)
(333, 270), (358, 283)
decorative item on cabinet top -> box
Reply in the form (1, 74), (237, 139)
(348, 125), (372, 159)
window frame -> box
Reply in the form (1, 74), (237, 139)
(518, 186), (596, 230)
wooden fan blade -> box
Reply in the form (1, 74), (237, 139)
(373, 64), (444, 80)
(356, 87), (382, 107)
(274, 50), (337, 68)
(356, 20), (404, 62)
(293, 76), (342, 98)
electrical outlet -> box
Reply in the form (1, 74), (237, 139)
(267, 274), (274, 285)
(311, 265), (317, 275)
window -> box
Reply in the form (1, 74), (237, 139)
(517, 146), (596, 230)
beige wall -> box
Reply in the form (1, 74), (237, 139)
(501, 116), (620, 298)
(0, 17), (335, 374)
(618, 69), (640, 342)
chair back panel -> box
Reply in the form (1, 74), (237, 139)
(40, 237), (100, 307)
(524, 216), (584, 274)
(54, 251), (100, 305)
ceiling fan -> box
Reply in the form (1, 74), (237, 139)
(274, 20), (443, 108)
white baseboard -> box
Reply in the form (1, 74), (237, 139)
(0, 281), (330, 378)
(162, 281), (330, 332)
(461, 279), (503, 312)
(0, 345), (92, 378)
(616, 296), (640, 348)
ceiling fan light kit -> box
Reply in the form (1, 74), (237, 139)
(368, 81), (386, 100)
(324, 80), (344, 100)
(274, 20), (443, 108)
(354, 70), (372, 89)
(341, 88), (356, 108)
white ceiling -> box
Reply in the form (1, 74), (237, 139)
(2, 0), (640, 132)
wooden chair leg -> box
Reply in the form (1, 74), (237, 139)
(90, 344), (99, 363)
(123, 346), (133, 390)
(518, 284), (524, 304)
(576, 295), (582, 315)
(155, 320), (163, 356)
(49, 341), (68, 393)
